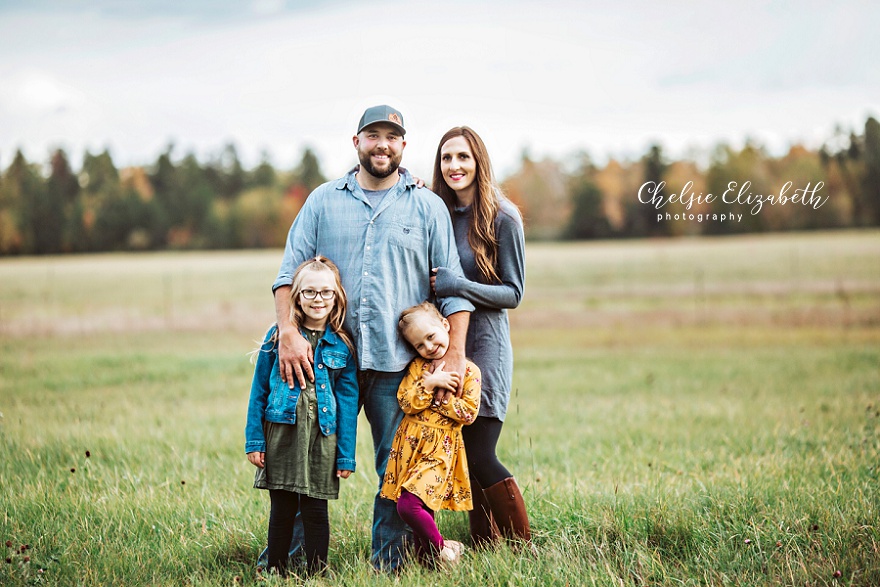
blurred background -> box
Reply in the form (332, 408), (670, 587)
(1, 5), (878, 584)
(0, 0), (878, 254)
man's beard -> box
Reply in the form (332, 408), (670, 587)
(358, 149), (402, 179)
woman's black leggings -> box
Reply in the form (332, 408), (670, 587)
(462, 416), (512, 489)
(267, 489), (328, 575)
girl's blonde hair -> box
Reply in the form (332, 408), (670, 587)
(432, 126), (519, 284)
(398, 301), (445, 338)
(288, 256), (354, 352)
(252, 256), (354, 362)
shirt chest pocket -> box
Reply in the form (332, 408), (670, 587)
(322, 350), (348, 370)
(388, 222), (425, 253)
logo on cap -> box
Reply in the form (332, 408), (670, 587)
(389, 113), (402, 125)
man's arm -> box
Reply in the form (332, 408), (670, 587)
(274, 285), (314, 389)
(432, 310), (469, 405)
(273, 182), (327, 388)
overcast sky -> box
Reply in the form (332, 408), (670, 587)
(1, 0), (877, 178)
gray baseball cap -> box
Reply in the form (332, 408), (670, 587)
(357, 105), (406, 135)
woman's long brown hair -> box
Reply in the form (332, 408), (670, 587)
(432, 126), (507, 284)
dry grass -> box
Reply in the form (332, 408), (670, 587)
(1, 229), (879, 586)
(1, 229), (878, 337)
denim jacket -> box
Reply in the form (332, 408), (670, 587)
(244, 323), (358, 472)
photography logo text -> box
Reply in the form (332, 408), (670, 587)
(639, 180), (827, 224)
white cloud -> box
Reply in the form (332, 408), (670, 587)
(0, 0), (877, 174)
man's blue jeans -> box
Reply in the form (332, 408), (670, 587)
(359, 368), (411, 570)
(257, 368), (410, 571)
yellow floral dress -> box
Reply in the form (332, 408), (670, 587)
(380, 358), (481, 512)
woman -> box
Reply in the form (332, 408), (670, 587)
(430, 126), (531, 548)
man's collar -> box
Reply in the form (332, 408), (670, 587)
(336, 166), (416, 191)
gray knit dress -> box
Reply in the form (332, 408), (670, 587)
(433, 198), (525, 421)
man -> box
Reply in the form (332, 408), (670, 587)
(272, 104), (473, 570)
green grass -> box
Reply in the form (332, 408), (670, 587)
(1, 230), (879, 585)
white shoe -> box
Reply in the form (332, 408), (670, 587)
(438, 540), (465, 565)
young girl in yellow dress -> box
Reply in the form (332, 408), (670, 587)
(380, 301), (481, 565)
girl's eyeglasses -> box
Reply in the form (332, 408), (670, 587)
(300, 289), (336, 300)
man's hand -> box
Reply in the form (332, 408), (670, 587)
(337, 470), (352, 479)
(438, 311), (470, 398)
(247, 451), (265, 468)
(274, 284), (314, 389)
(278, 324), (314, 389)
(434, 346), (466, 404)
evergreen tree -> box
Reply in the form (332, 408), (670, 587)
(248, 150), (276, 188)
(624, 144), (668, 237)
(80, 149), (122, 251)
(821, 127), (866, 226)
(206, 143), (245, 199)
(862, 117), (880, 225)
(46, 149), (85, 252)
(147, 145), (177, 246)
(0, 150), (39, 253)
(23, 149), (76, 254)
(293, 147), (326, 192)
(93, 188), (160, 250)
(173, 153), (214, 246)
(566, 156), (611, 239)
(704, 142), (770, 235)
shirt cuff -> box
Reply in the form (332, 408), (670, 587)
(438, 295), (475, 316)
(272, 276), (293, 292)
(245, 441), (266, 453)
(336, 458), (356, 472)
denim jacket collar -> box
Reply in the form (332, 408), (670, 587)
(307, 324), (343, 351)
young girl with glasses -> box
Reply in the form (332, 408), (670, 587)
(379, 301), (481, 566)
(244, 256), (358, 577)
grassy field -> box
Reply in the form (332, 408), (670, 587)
(1, 230), (878, 586)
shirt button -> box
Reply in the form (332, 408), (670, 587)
(364, 271), (368, 276)
(318, 364), (324, 369)
(366, 245), (371, 250)
(321, 384), (326, 389)
(362, 298), (367, 302)
(322, 407), (328, 413)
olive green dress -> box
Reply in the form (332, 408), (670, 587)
(253, 329), (340, 500)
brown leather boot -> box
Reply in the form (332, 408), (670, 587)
(469, 477), (500, 548)
(483, 477), (532, 545)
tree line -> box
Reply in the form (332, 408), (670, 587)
(1, 116), (878, 255)
(0, 144), (325, 255)
(508, 116), (880, 239)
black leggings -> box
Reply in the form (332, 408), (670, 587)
(462, 416), (512, 489)
(267, 490), (328, 575)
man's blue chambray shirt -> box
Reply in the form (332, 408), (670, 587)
(273, 167), (474, 373)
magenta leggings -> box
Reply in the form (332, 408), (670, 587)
(396, 489), (443, 557)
